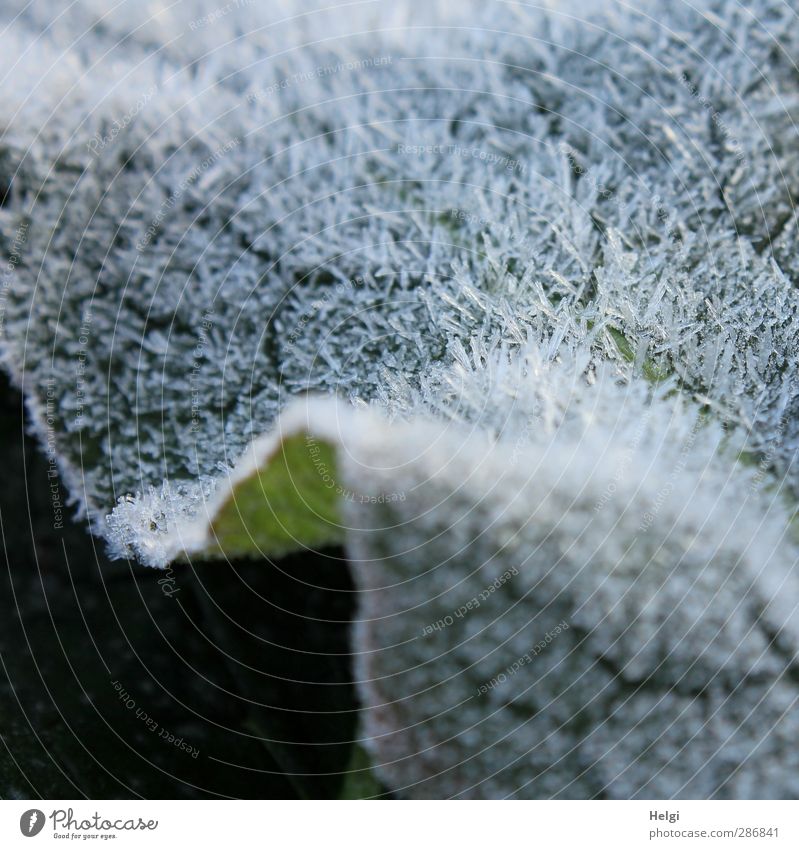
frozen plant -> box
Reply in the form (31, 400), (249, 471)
(2, 0), (799, 797)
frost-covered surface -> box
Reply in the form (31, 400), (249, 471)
(344, 359), (799, 798)
(2, 0), (799, 536)
(2, 0), (799, 798)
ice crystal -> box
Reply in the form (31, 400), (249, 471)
(2, 0), (799, 798)
(342, 355), (799, 798)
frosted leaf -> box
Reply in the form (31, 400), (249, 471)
(339, 364), (799, 798)
(160, 361), (799, 798)
(3, 0), (799, 800)
(3, 0), (799, 535)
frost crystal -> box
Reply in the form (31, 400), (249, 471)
(343, 358), (799, 798)
(2, 0), (799, 798)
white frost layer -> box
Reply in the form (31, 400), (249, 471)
(2, 0), (799, 799)
(111, 350), (799, 797)
(341, 364), (799, 799)
(1, 0), (799, 555)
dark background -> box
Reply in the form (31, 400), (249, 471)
(0, 372), (370, 799)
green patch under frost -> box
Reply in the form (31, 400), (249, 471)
(206, 433), (345, 559)
(607, 326), (671, 384)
